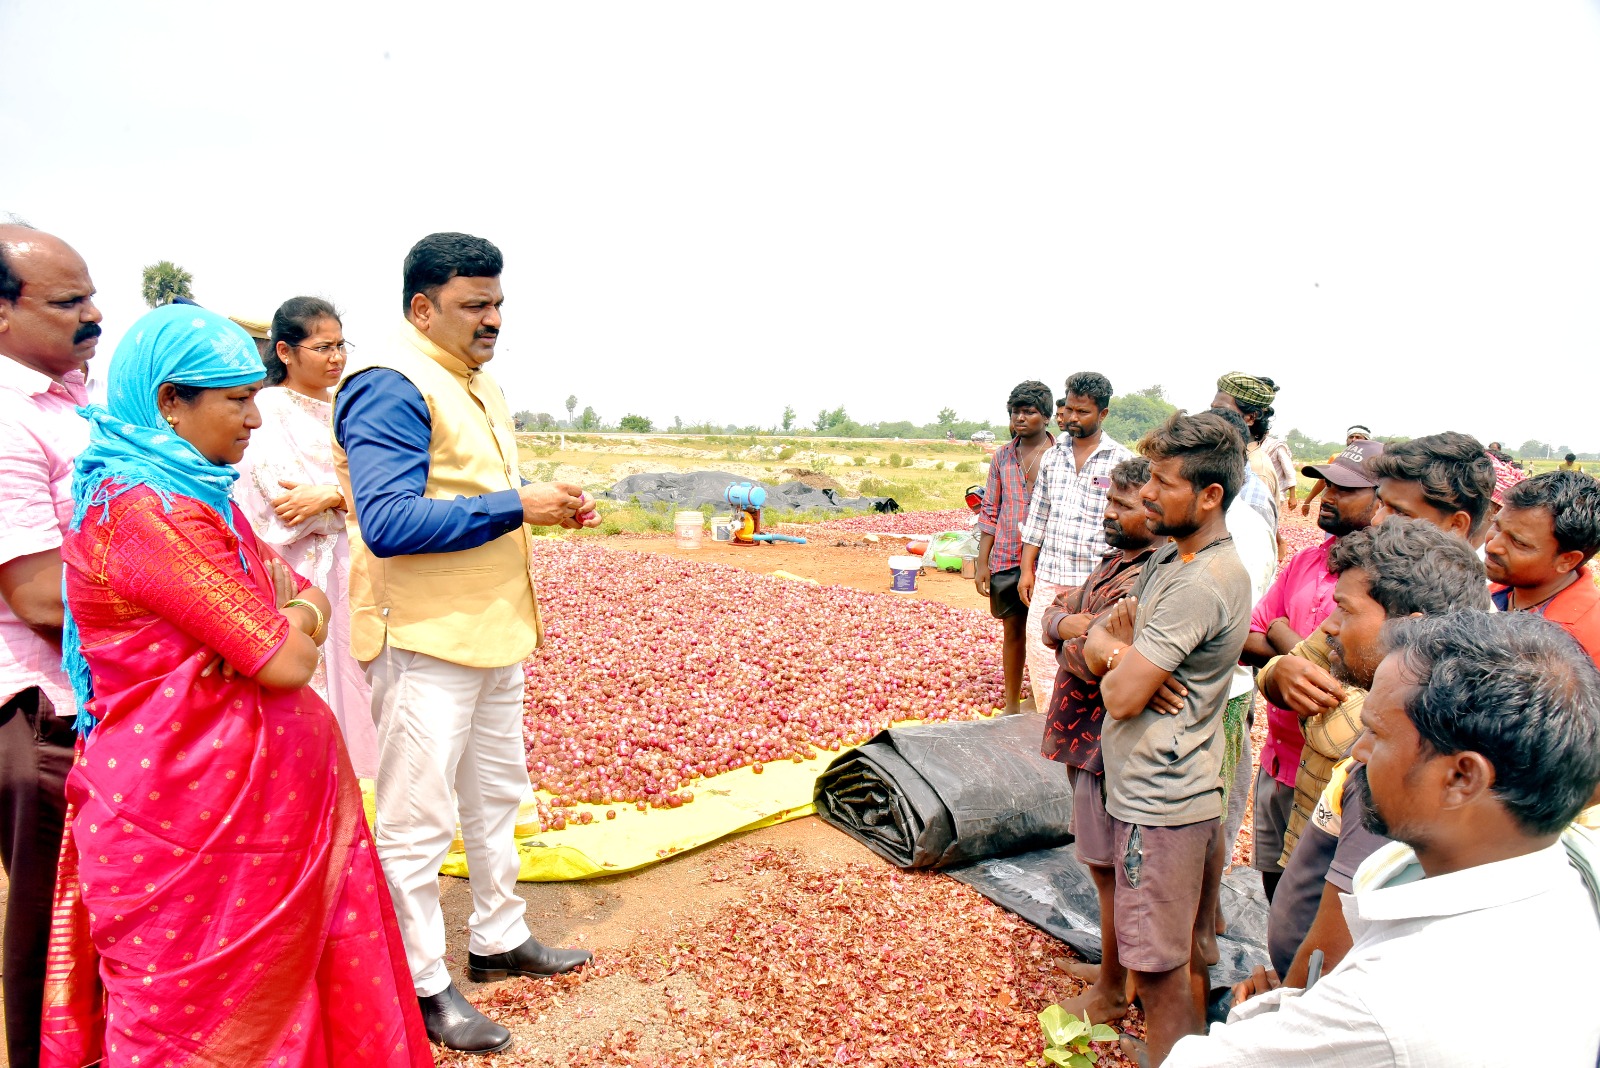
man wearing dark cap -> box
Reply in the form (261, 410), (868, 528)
(1241, 441), (1383, 893)
(1299, 426), (1370, 517)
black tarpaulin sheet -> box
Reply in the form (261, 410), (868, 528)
(813, 712), (1271, 988)
(812, 713), (1074, 869)
(604, 470), (899, 513)
(946, 849), (1272, 988)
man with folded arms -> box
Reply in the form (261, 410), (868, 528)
(1039, 455), (1162, 1026)
(1081, 411), (1252, 1064)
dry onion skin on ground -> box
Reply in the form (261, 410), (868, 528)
(520, 541), (1002, 828)
(444, 845), (1144, 1068)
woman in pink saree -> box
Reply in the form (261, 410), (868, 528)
(43, 304), (432, 1067)
(234, 297), (376, 777)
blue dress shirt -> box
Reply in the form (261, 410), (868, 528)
(332, 368), (524, 558)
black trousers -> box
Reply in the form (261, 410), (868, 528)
(0, 687), (75, 1068)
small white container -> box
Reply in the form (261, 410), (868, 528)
(888, 555), (920, 593)
(674, 510), (704, 549)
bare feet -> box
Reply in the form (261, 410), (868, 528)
(1055, 980), (1132, 1029)
(1120, 1034), (1151, 1068)
(1060, 959), (1101, 983)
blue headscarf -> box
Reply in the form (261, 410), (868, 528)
(62, 304), (267, 732)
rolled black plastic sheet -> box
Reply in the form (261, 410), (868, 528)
(813, 711), (1274, 990)
(813, 713), (1073, 869)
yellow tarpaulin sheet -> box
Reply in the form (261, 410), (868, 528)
(359, 712), (995, 881)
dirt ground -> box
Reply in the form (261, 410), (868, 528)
(0, 534), (1232, 1068)
(438, 817), (889, 1064)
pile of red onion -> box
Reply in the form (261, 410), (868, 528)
(521, 540), (1001, 826)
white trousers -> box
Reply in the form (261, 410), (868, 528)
(365, 645), (532, 996)
(1024, 578), (1073, 713)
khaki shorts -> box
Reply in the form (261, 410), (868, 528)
(1250, 767), (1297, 875)
(1068, 765), (1114, 867)
(1110, 817), (1217, 973)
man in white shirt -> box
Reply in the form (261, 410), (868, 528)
(1167, 611), (1600, 1067)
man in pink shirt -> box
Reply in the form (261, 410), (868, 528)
(0, 223), (101, 1068)
(1239, 440), (1382, 901)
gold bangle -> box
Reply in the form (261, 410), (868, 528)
(284, 598), (327, 644)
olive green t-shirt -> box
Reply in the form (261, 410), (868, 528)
(1101, 536), (1252, 826)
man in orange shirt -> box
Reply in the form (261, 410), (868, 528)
(1485, 470), (1600, 659)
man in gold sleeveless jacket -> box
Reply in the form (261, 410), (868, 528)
(333, 232), (598, 1054)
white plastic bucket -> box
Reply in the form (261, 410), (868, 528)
(888, 555), (920, 593)
(674, 510), (703, 549)
(710, 515), (734, 542)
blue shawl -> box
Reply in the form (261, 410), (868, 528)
(62, 304), (267, 732)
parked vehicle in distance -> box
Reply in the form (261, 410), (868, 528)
(970, 430), (996, 443)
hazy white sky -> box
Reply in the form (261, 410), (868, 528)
(5, 2), (1599, 449)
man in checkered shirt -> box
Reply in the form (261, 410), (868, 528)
(1018, 372), (1133, 713)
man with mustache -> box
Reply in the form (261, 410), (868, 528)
(1238, 441), (1383, 902)
(1264, 434), (1498, 875)
(1079, 411), (1253, 1064)
(1298, 425), (1369, 517)
(1019, 372), (1133, 714)
(1171, 612), (1600, 1066)
(334, 233), (599, 1054)
(1485, 470), (1600, 660)
(0, 222), (102, 1068)
(1039, 456), (1163, 1026)
(1240, 519), (1489, 1005)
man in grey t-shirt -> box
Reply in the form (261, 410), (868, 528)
(1083, 411), (1252, 1065)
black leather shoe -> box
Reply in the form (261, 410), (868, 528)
(467, 936), (593, 983)
(418, 982), (512, 1054)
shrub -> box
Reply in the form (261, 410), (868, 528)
(778, 446), (796, 460)
(954, 460), (977, 474)
(853, 455), (868, 466)
(888, 453), (903, 468)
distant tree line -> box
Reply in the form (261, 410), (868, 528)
(510, 384), (1181, 442)
(509, 390), (1594, 457)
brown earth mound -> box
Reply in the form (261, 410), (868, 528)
(780, 468), (843, 491)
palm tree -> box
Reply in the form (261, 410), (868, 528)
(140, 261), (195, 308)
(565, 394), (578, 426)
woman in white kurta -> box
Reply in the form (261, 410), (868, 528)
(234, 297), (378, 776)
